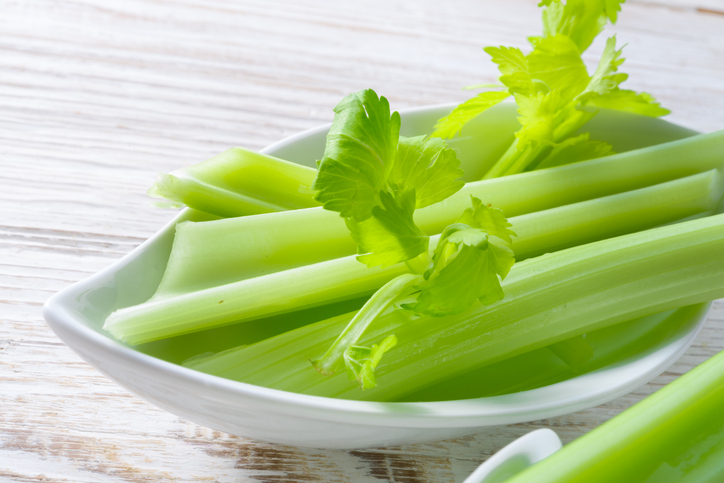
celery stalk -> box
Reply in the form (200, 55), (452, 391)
(399, 303), (709, 401)
(155, 207), (358, 295)
(105, 170), (722, 344)
(505, 348), (724, 483)
(149, 147), (319, 217)
(185, 213), (724, 401)
(153, 131), (724, 296)
(510, 169), (722, 259)
(133, 301), (707, 401)
(422, 129), (724, 234)
(481, 109), (597, 180)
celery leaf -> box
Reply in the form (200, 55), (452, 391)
(537, 0), (608, 53)
(535, 133), (614, 170)
(433, 90), (511, 139)
(457, 197), (517, 241)
(314, 89), (464, 268)
(485, 46), (535, 96)
(347, 189), (429, 268)
(604, 0), (626, 23)
(585, 89), (670, 117)
(580, 36), (627, 100)
(439, 1), (646, 150)
(313, 89), (401, 221)
(527, 34), (590, 100)
(404, 197), (515, 316)
(515, 91), (561, 149)
(404, 224), (515, 316)
(391, 136), (465, 209)
(456, 196), (517, 243)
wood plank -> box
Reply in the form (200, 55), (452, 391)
(1, 0), (723, 481)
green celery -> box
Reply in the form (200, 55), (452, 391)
(154, 207), (358, 295)
(132, 300), (707, 401)
(185, 213), (724, 400)
(149, 147), (320, 217)
(105, 170), (722, 344)
(153, 131), (724, 296)
(400, 303), (709, 401)
(435, 0), (670, 179)
(505, 348), (724, 482)
(510, 169), (722, 258)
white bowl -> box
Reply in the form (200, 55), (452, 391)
(43, 103), (708, 449)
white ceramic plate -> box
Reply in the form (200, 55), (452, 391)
(44, 103), (709, 449)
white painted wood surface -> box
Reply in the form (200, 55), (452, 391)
(2, 0), (724, 481)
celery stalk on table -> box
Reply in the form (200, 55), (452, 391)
(505, 348), (724, 483)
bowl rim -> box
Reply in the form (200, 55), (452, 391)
(42, 102), (708, 428)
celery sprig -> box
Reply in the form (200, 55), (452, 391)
(434, 0), (668, 179)
(313, 89), (465, 269)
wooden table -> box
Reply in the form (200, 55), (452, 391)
(2, 0), (724, 481)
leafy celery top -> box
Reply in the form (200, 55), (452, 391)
(434, 0), (668, 179)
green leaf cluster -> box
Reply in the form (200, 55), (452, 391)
(313, 89), (465, 268)
(433, 0), (668, 176)
(404, 198), (516, 316)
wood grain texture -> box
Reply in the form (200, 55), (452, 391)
(1, 0), (724, 481)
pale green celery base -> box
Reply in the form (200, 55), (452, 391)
(185, 214), (724, 401)
(151, 147), (319, 217)
(506, 347), (724, 483)
(105, 170), (721, 344)
(154, 131), (724, 298)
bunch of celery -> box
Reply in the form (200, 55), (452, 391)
(105, 133), (724, 345)
(104, 0), (724, 402)
(108, 86), (724, 399)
